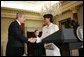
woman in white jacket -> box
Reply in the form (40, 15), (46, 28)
(36, 14), (61, 56)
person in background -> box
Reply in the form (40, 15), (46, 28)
(31, 30), (45, 56)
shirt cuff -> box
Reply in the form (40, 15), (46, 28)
(36, 37), (42, 43)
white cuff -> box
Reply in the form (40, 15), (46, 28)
(36, 37), (42, 43)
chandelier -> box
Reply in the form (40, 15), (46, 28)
(41, 1), (62, 16)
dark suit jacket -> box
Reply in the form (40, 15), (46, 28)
(6, 20), (29, 56)
(7, 20), (28, 47)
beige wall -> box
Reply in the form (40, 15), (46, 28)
(25, 20), (43, 32)
(54, 5), (83, 27)
(1, 18), (14, 56)
(77, 5), (83, 26)
(54, 11), (72, 27)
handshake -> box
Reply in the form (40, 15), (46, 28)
(28, 37), (41, 43)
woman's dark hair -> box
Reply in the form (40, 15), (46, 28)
(34, 29), (38, 33)
(43, 14), (53, 22)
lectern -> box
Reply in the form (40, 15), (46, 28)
(42, 29), (83, 56)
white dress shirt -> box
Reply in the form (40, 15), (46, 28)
(36, 23), (59, 43)
(16, 19), (21, 25)
(41, 23), (59, 40)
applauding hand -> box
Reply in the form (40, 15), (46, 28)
(28, 38), (37, 43)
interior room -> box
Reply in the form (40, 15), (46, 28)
(1, 1), (83, 56)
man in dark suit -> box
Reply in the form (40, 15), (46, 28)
(6, 13), (36, 56)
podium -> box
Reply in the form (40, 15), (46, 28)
(42, 29), (83, 56)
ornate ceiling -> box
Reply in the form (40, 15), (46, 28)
(1, 1), (83, 16)
(1, 1), (59, 13)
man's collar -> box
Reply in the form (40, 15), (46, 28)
(16, 19), (21, 25)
